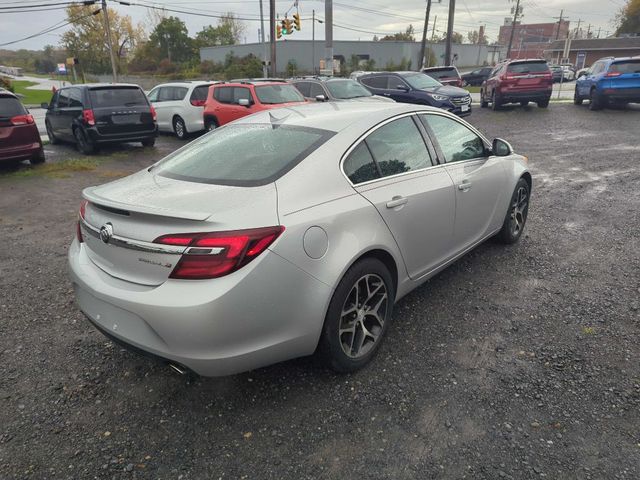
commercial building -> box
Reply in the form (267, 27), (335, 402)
(544, 37), (640, 68)
(498, 20), (570, 59)
(200, 40), (491, 73)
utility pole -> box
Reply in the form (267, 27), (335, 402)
(312, 10), (316, 74)
(259, 0), (267, 78)
(101, 0), (118, 83)
(596, 26), (601, 39)
(554, 9), (564, 40)
(574, 18), (582, 39)
(586, 24), (592, 38)
(428, 15), (437, 67)
(325, 0), (333, 75)
(269, 0), (276, 76)
(444, 0), (455, 66)
(419, 0), (433, 70)
(506, 0), (521, 59)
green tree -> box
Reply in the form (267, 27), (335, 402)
(195, 14), (245, 48)
(148, 16), (196, 64)
(467, 29), (487, 44)
(434, 31), (464, 44)
(380, 25), (416, 41)
(616, 0), (640, 35)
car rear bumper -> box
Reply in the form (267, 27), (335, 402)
(68, 238), (331, 376)
(0, 142), (42, 162)
(499, 90), (551, 103)
(87, 126), (157, 144)
(600, 87), (640, 102)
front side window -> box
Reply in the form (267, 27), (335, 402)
(293, 82), (311, 97)
(325, 80), (372, 99)
(420, 114), (486, 163)
(154, 124), (334, 186)
(343, 143), (380, 184)
(159, 87), (173, 102)
(233, 87), (253, 103)
(147, 88), (159, 102)
(57, 89), (70, 108)
(365, 116), (432, 177)
(403, 73), (442, 89)
(254, 84), (304, 104)
(68, 88), (83, 108)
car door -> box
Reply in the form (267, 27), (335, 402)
(157, 87), (179, 131)
(66, 87), (84, 137)
(579, 61), (602, 96)
(359, 75), (390, 98)
(147, 87), (169, 131)
(54, 88), (73, 140)
(420, 113), (508, 254)
(344, 114), (456, 279)
(483, 65), (503, 99)
(385, 76), (415, 103)
(46, 90), (62, 134)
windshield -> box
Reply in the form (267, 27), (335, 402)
(325, 80), (372, 99)
(424, 68), (458, 79)
(403, 73), (442, 89)
(508, 62), (549, 73)
(154, 124), (334, 186)
(0, 96), (26, 118)
(609, 60), (640, 74)
(89, 87), (148, 107)
(255, 84), (305, 104)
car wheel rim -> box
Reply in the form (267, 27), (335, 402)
(339, 274), (388, 359)
(510, 186), (529, 236)
(176, 120), (184, 137)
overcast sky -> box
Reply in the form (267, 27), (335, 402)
(0, 0), (624, 51)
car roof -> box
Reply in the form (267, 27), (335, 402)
(232, 101), (443, 133)
(151, 81), (214, 88)
(213, 80), (291, 88)
(423, 66), (458, 71)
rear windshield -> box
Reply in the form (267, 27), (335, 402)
(0, 96), (26, 117)
(325, 80), (372, 99)
(154, 124), (334, 186)
(89, 87), (148, 108)
(254, 84), (304, 104)
(190, 84), (213, 102)
(508, 62), (549, 73)
(424, 68), (459, 79)
(609, 60), (640, 74)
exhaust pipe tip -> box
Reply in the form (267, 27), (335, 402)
(168, 363), (188, 375)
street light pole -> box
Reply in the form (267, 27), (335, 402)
(101, 0), (118, 83)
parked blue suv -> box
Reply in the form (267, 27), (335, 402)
(357, 71), (472, 116)
(574, 56), (640, 110)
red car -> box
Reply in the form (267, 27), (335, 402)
(0, 90), (44, 164)
(480, 59), (553, 110)
(421, 66), (463, 87)
(203, 80), (307, 130)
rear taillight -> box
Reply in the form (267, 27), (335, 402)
(82, 109), (95, 126)
(605, 72), (622, 77)
(190, 99), (206, 107)
(10, 114), (34, 126)
(150, 104), (157, 121)
(154, 226), (285, 280)
(77, 199), (88, 243)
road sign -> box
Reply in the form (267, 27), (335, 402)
(57, 63), (67, 74)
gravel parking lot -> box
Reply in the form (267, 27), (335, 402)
(1, 104), (639, 479)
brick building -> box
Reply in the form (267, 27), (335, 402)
(498, 20), (570, 59)
(544, 37), (640, 68)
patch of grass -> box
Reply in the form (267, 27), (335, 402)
(1, 158), (98, 179)
(464, 86), (481, 93)
(11, 80), (53, 105)
(583, 326), (596, 335)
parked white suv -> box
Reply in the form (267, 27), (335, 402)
(147, 81), (215, 139)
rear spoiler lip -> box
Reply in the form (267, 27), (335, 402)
(82, 187), (212, 221)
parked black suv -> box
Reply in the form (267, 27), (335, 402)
(357, 71), (471, 116)
(43, 84), (157, 154)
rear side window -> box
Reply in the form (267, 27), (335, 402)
(190, 85), (211, 102)
(254, 84), (304, 104)
(360, 76), (388, 89)
(508, 61), (549, 73)
(171, 87), (188, 101)
(420, 114), (486, 163)
(154, 124), (334, 186)
(214, 86), (233, 104)
(89, 87), (148, 107)
(609, 60), (640, 74)
(344, 143), (380, 184)
(0, 96), (26, 117)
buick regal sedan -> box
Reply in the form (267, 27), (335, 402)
(69, 102), (531, 376)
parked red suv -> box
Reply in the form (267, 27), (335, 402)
(0, 90), (44, 164)
(203, 80), (307, 130)
(421, 66), (463, 87)
(480, 59), (553, 110)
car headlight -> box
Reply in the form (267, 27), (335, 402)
(428, 93), (449, 102)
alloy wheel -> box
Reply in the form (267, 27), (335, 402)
(174, 118), (185, 138)
(339, 274), (388, 359)
(509, 185), (529, 236)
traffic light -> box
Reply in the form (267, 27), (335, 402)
(280, 19), (288, 36)
(284, 18), (293, 35)
(276, 23), (282, 39)
(293, 13), (301, 31)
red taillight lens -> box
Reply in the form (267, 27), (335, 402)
(82, 109), (95, 126)
(154, 226), (285, 280)
(605, 72), (622, 77)
(77, 199), (88, 243)
(10, 114), (34, 126)
(150, 104), (157, 121)
(190, 99), (206, 107)
(79, 199), (88, 220)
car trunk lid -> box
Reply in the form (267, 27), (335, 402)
(504, 61), (552, 91)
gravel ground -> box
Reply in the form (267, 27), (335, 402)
(1, 105), (639, 480)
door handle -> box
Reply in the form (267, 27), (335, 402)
(386, 196), (408, 208)
(457, 182), (472, 191)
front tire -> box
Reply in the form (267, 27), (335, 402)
(480, 90), (488, 108)
(573, 87), (583, 105)
(496, 178), (530, 244)
(318, 258), (394, 373)
(74, 127), (96, 155)
(30, 148), (45, 164)
(204, 117), (217, 132)
(173, 116), (187, 139)
(45, 121), (58, 145)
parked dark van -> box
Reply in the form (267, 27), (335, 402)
(43, 84), (157, 154)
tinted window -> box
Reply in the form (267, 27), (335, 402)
(233, 87), (252, 103)
(609, 60), (640, 74)
(172, 87), (188, 101)
(309, 83), (326, 98)
(507, 61), (549, 73)
(254, 84), (304, 104)
(293, 82), (311, 97)
(0, 96), (26, 117)
(365, 116), (432, 177)
(389, 78), (410, 90)
(89, 87), (147, 107)
(326, 80), (372, 99)
(154, 124), (334, 186)
(68, 88), (83, 108)
(403, 73), (441, 89)
(360, 76), (388, 89)
(344, 143), (380, 184)
(190, 84), (212, 102)
(590, 62), (604, 75)
(214, 86), (233, 104)
(420, 114), (486, 163)
(424, 68), (459, 79)
(159, 87), (173, 101)
(57, 89), (70, 108)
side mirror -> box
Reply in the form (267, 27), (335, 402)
(237, 98), (250, 107)
(492, 138), (513, 157)
(396, 84), (409, 91)
(315, 94), (327, 102)
(40, 102), (49, 109)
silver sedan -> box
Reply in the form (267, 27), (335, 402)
(68, 102), (531, 376)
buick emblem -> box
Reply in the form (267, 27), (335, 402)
(99, 223), (113, 244)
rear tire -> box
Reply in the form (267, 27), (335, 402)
(589, 89), (602, 110)
(30, 148), (45, 165)
(45, 121), (58, 145)
(491, 91), (501, 111)
(204, 117), (218, 132)
(537, 98), (549, 108)
(141, 137), (156, 147)
(173, 116), (187, 139)
(520, 101), (529, 107)
(74, 127), (96, 155)
(496, 178), (530, 245)
(317, 258), (394, 373)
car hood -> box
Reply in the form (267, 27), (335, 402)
(336, 95), (395, 103)
(420, 85), (469, 96)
